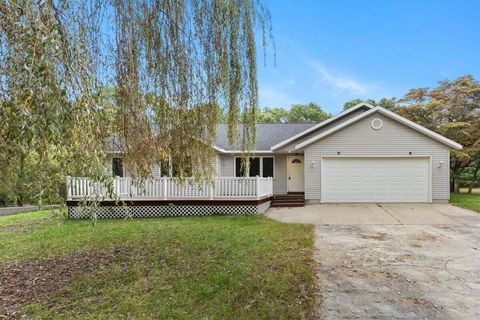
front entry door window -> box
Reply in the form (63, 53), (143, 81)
(287, 156), (304, 192)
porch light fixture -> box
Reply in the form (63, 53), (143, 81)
(438, 160), (444, 168)
(311, 160), (316, 168)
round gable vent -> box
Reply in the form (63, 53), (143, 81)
(371, 118), (383, 130)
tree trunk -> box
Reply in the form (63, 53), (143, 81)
(451, 169), (462, 194)
(38, 186), (44, 210)
(454, 177), (460, 194)
(450, 159), (468, 194)
(16, 154), (26, 206)
(468, 164), (480, 194)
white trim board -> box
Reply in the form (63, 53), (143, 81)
(212, 146), (275, 154)
(270, 103), (374, 151)
(295, 106), (462, 150)
(213, 145), (227, 153)
(223, 150), (274, 154)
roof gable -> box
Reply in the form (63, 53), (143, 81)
(295, 107), (462, 150)
(270, 103), (374, 150)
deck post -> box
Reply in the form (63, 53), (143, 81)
(209, 179), (214, 200)
(163, 177), (167, 200)
(269, 177), (273, 196)
(66, 176), (72, 200)
(256, 175), (260, 200)
(271, 177), (274, 196)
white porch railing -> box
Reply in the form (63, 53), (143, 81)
(66, 176), (273, 201)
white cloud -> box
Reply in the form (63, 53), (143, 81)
(304, 58), (368, 95)
(257, 52), (393, 112)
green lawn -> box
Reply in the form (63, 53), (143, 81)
(451, 193), (480, 213)
(0, 210), (317, 319)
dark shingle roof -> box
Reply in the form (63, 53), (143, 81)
(108, 123), (317, 152)
(214, 123), (316, 151)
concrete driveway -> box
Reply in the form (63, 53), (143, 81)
(267, 203), (479, 225)
(267, 204), (480, 319)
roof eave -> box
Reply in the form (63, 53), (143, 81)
(212, 145), (226, 153)
(214, 149), (274, 154)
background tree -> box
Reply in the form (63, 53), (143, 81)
(343, 98), (369, 110)
(377, 97), (397, 110)
(288, 103), (330, 123)
(0, 0), (273, 205)
(256, 102), (330, 123)
(396, 75), (480, 193)
(256, 107), (289, 123)
(343, 98), (396, 110)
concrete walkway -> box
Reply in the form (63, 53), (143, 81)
(266, 203), (479, 225)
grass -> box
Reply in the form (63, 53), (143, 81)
(451, 193), (480, 213)
(0, 210), (317, 319)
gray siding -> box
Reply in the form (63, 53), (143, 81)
(277, 106), (369, 152)
(273, 154), (288, 194)
(304, 112), (451, 201)
(217, 153), (288, 194)
(218, 154), (235, 176)
(151, 164), (161, 177)
(215, 154), (221, 176)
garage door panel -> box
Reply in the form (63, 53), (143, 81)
(321, 157), (430, 203)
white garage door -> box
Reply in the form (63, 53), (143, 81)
(321, 157), (430, 203)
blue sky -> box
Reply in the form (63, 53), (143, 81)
(257, 0), (480, 114)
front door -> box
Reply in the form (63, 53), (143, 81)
(287, 156), (305, 192)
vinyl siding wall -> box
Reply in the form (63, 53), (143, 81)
(218, 154), (235, 177)
(303, 112), (451, 201)
(276, 107), (369, 152)
(217, 153), (288, 194)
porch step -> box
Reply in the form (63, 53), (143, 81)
(271, 193), (305, 207)
(273, 197), (305, 201)
(270, 202), (304, 207)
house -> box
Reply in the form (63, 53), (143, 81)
(66, 103), (462, 219)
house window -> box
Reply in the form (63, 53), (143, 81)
(235, 157), (274, 178)
(262, 157), (274, 177)
(112, 157), (124, 177)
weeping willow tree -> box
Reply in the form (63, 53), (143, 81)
(0, 0), (273, 205)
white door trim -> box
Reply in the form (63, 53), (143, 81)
(320, 155), (432, 203)
(287, 155), (305, 192)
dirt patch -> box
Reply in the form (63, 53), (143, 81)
(314, 262), (325, 320)
(409, 233), (437, 242)
(359, 232), (389, 241)
(392, 297), (435, 307)
(332, 267), (401, 280)
(0, 248), (126, 318)
(408, 233), (437, 247)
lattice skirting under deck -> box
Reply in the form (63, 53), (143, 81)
(68, 201), (271, 219)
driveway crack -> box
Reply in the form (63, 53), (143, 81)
(443, 254), (479, 290)
(376, 203), (403, 224)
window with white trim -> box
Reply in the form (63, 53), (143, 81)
(234, 157), (274, 178)
(112, 157), (124, 177)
